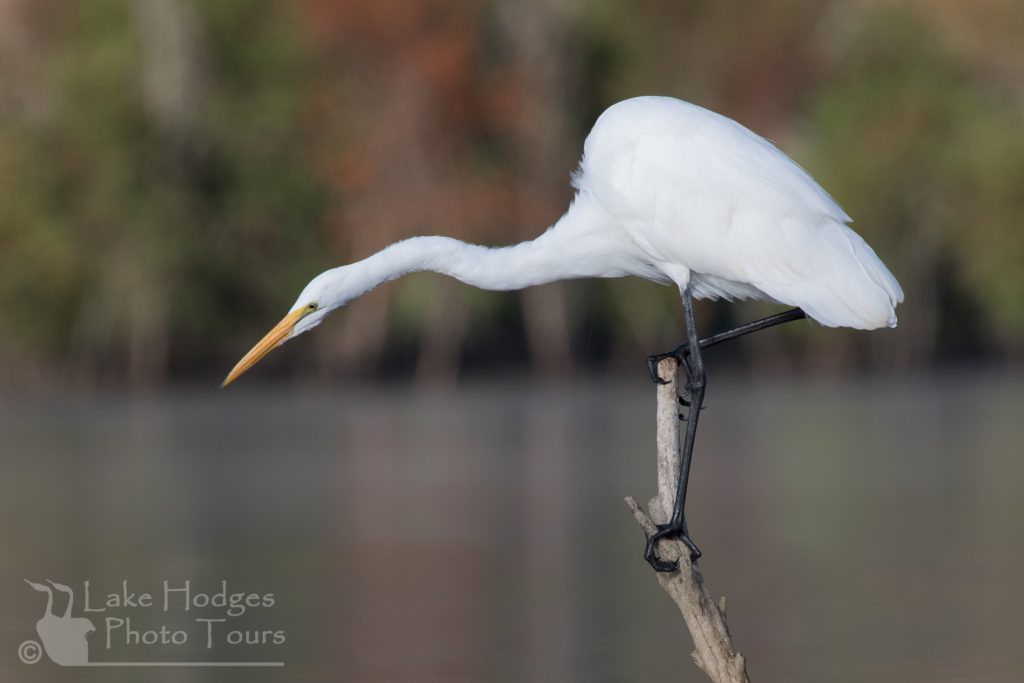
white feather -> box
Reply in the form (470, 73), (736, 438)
(574, 96), (903, 329)
(283, 96), (905, 348)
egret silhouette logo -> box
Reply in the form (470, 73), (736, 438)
(19, 579), (285, 668)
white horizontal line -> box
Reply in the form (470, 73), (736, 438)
(72, 662), (284, 667)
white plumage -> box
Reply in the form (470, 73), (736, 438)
(223, 96), (904, 386)
(575, 96), (903, 329)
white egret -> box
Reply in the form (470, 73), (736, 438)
(223, 96), (903, 571)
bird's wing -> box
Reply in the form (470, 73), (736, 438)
(577, 98), (903, 329)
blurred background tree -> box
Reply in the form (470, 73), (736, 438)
(0, 0), (1020, 387)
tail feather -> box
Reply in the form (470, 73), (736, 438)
(756, 223), (903, 330)
(849, 230), (904, 305)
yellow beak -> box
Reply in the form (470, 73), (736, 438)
(221, 308), (306, 387)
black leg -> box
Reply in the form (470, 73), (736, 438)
(645, 283), (706, 572)
(643, 304), (807, 572)
(647, 308), (806, 384)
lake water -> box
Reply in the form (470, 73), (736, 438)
(2, 373), (1023, 682)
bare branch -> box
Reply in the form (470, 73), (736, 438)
(626, 357), (750, 683)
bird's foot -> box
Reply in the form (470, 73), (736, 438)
(644, 522), (702, 572)
(678, 391), (691, 421)
(646, 344), (691, 384)
(676, 391), (707, 421)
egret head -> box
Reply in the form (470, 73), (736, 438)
(221, 268), (350, 387)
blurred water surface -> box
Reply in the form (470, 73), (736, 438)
(2, 373), (1023, 682)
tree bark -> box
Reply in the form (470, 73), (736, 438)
(625, 357), (750, 683)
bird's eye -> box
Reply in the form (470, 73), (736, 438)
(306, 302), (318, 311)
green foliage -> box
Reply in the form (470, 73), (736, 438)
(803, 5), (1024, 350)
(0, 0), (326, 379)
(954, 113), (1024, 342)
(0, 0), (1020, 383)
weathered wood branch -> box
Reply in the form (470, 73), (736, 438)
(625, 357), (750, 683)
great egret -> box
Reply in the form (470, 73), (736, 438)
(223, 96), (903, 572)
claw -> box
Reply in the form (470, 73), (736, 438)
(646, 344), (691, 385)
(679, 406), (705, 421)
(644, 529), (679, 572)
(646, 353), (678, 384)
(645, 552), (679, 573)
(643, 523), (702, 572)
(646, 355), (671, 384)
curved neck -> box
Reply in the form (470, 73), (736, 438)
(331, 194), (651, 303)
(358, 232), (575, 293)
(61, 588), (73, 617)
(41, 587), (54, 616)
